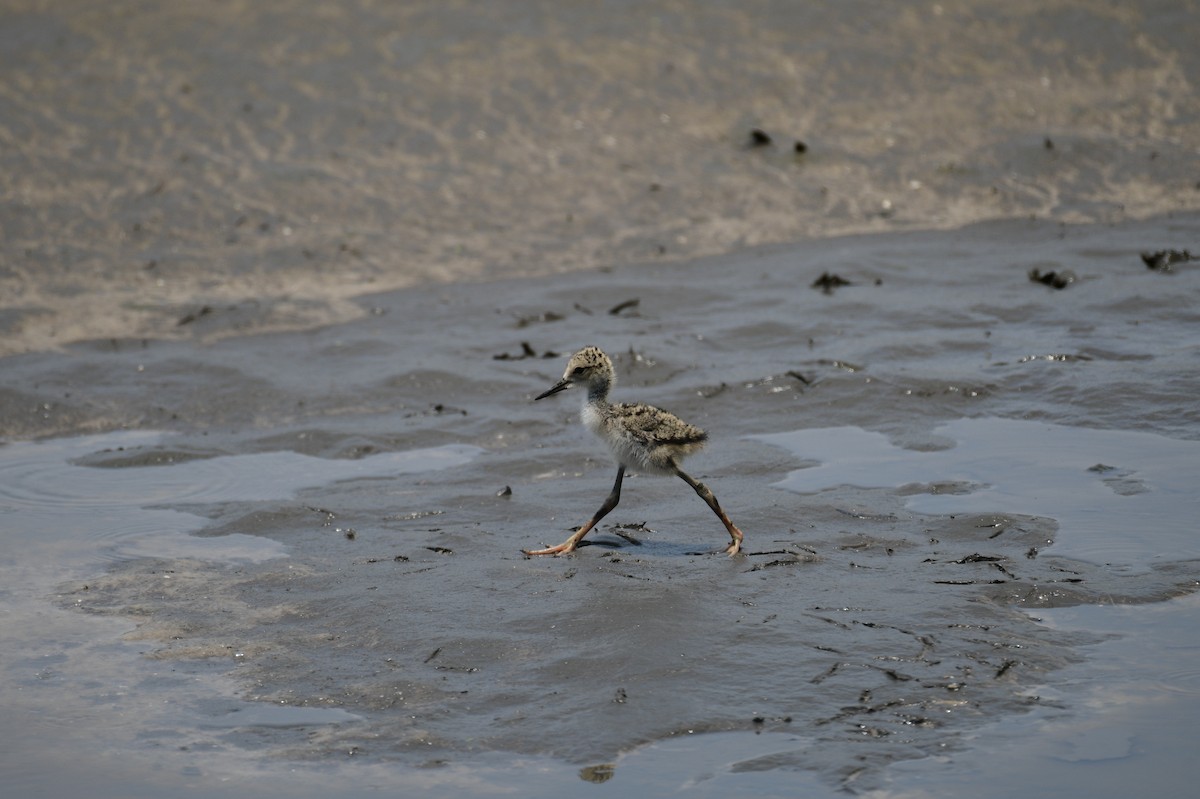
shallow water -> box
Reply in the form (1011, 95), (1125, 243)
(2, 213), (1198, 796)
(757, 418), (1200, 572)
(870, 592), (1200, 799)
(2, 417), (1196, 796)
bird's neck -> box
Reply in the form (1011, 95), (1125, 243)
(585, 376), (612, 405)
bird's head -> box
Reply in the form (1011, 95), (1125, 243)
(535, 346), (614, 400)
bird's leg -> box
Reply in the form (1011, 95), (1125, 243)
(524, 466), (625, 556)
(675, 468), (744, 556)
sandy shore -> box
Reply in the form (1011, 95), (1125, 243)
(3, 1), (1198, 356)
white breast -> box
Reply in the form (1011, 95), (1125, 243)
(581, 402), (604, 438)
(581, 400), (660, 473)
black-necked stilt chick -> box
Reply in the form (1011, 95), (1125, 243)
(525, 346), (745, 556)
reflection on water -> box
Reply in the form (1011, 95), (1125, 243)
(0, 430), (481, 564)
(754, 417), (1200, 571)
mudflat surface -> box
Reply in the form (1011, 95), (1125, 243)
(4, 215), (1200, 796)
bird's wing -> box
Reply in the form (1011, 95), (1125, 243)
(612, 403), (708, 446)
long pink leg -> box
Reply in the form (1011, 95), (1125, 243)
(676, 468), (744, 555)
(524, 467), (625, 556)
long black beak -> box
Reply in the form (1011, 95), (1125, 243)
(534, 379), (572, 401)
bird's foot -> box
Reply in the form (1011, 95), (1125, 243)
(688, 539), (743, 557)
(522, 540), (577, 557)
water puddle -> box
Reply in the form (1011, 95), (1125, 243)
(0, 431), (483, 798)
(871, 591), (1200, 798)
(0, 430), (481, 568)
(753, 417), (1200, 571)
(201, 703), (364, 729)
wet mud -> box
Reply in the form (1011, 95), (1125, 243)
(2, 214), (1198, 796)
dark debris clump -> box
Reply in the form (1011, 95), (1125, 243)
(1028, 268), (1076, 289)
(1140, 249), (1193, 272)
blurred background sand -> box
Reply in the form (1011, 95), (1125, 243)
(2, 0), (1197, 355)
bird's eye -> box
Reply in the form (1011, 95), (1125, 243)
(572, 366), (586, 376)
